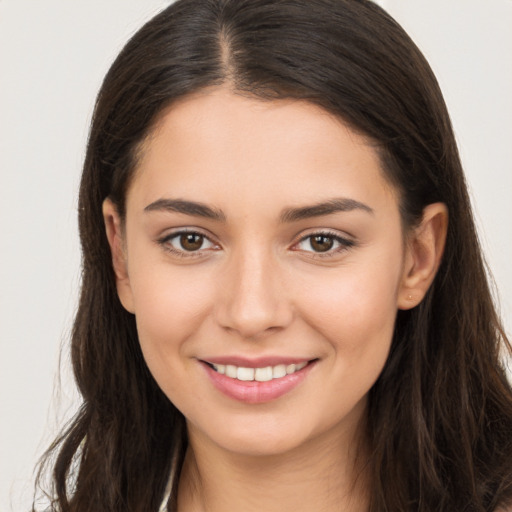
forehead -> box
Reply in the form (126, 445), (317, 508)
(127, 88), (397, 214)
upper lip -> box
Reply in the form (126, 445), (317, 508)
(200, 356), (315, 368)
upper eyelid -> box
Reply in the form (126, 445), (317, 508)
(159, 227), (217, 242)
(292, 228), (354, 244)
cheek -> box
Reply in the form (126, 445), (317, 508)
(128, 263), (216, 370)
(303, 269), (399, 333)
(295, 266), (400, 419)
(296, 249), (403, 367)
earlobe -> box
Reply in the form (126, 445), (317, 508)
(398, 203), (448, 310)
(102, 198), (135, 313)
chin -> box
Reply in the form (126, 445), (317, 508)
(187, 411), (318, 458)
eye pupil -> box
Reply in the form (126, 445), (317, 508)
(310, 235), (334, 252)
(180, 233), (203, 251)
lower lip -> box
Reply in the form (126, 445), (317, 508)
(201, 361), (316, 404)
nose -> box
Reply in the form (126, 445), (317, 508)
(215, 246), (294, 340)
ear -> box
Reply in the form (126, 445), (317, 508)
(397, 203), (448, 310)
(102, 198), (135, 313)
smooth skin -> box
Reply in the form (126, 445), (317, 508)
(103, 88), (447, 512)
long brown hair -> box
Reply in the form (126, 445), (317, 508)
(35, 1), (512, 510)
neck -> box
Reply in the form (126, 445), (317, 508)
(177, 419), (370, 512)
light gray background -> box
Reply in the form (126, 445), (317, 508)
(1, 1), (511, 510)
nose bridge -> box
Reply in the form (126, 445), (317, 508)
(216, 241), (292, 339)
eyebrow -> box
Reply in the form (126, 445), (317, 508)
(144, 198), (226, 221)
(280, 198), (373, 222)
(143, 197), (373, 223)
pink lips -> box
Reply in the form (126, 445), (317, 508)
(200, 358), (316, 404)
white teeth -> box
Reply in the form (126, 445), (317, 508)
(286, 364), (296, 375)
(210, 361), (310, 381)
(215, 364), (226, 375)
(272, 364), (287, 378)
(225, 365), (237, 378)
(254, 366), (273, 382)
(237, 367), (255, 381)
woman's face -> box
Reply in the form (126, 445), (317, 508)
(108, 88), (416, 457)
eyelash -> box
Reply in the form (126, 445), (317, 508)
(292, 230), (355, 258)
(157, 229), (355, 259)
(157, 229), (219, 258)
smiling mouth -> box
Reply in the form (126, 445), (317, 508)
(203, 360), (315, 382)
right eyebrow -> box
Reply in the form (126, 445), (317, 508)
(280, 197), (374, 223)
(143, 198), (226, 222)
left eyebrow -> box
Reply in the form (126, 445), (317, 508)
(280, 198), (374, 223)
(144, 198), (226, 221)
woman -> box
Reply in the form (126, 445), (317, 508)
(35, 0), (512, 511)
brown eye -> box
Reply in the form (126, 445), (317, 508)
(160, 230), (217, 255)
(309, 235), (334, 252)
(294, 232), (354, 256)
(179, 233), (205, 251)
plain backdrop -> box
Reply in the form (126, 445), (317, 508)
(1, 1), (511, 510)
